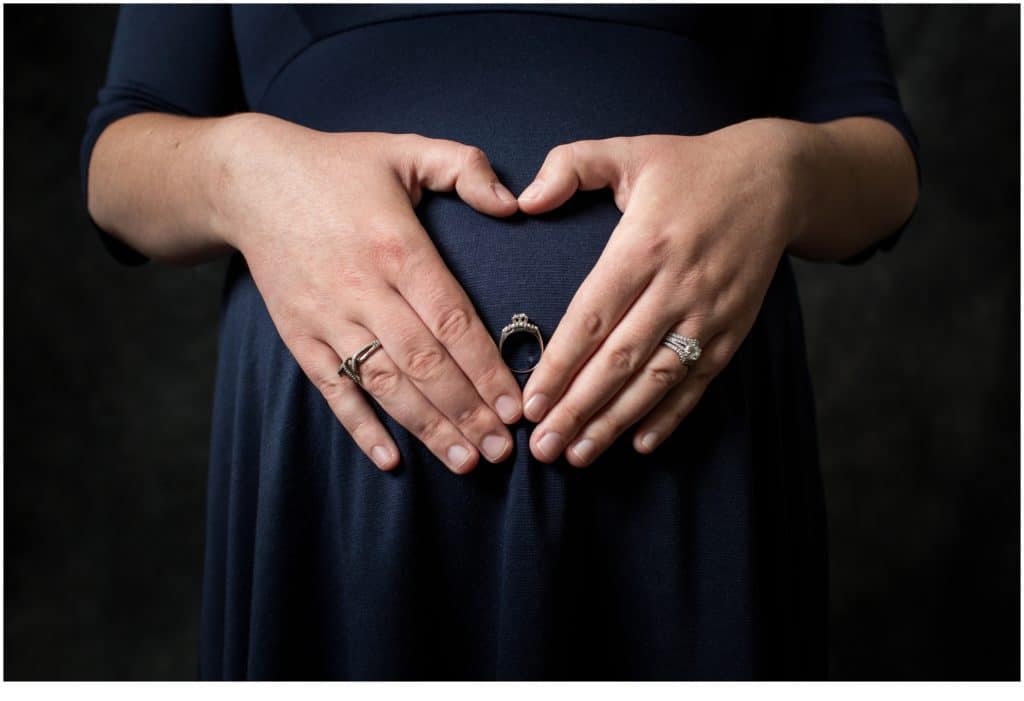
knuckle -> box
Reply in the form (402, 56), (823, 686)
(315, 372), (348, 402)
(460, 145), (488, 169)
(606, 346), (637, 374)
(680, 263), (708, 293)
(648, 360), (685, 389)
(666, 407), (687, 430)
(692, 369), (717, 386)
(673, 397), (698, 425)
(433, 305), (473, 345)
(347, 415), (376, 441)
(416, 413), (448, 444)
(404, 346), (446, 381)
(641, 233), (672, 261)
(364, 235), (411, 274)
(454, 402), (488, 431)
(696, 345), (732, 379)
(559, 401), (586, 429)
(472, 362), (503, 395)
(549, 142), (575, 165)
(362, 364), (400, 397)
(395, 245), (437, 282)
(588, 413), (621, 442)
(579, 310), (604, 339)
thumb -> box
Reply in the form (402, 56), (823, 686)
(517, 138), (633, 214)
(399, 135), (518, 217)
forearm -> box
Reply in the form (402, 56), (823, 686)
(86, 112), (246, 265)
(778, 116), (920, 262)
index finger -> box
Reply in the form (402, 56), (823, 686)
(521, 213), (657, 422)
(393, 223), (524, 424)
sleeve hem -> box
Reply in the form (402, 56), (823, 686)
(79, 103), (159, 266)
(790, 100), (921, 266)
(80, 84), (205, 267)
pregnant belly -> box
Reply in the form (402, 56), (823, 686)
(253, 11), (755, 351)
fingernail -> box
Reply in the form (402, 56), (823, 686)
(371, 445), (392, 467)
(640, 431), (660, 452)
(524, 394), (550, 422)
(492, 181), (516, 204)
(482, 434), (509, 462)
(571, 438), (597, 464)
(447, 444), (471, 470)
(536, 432), (563, 461)
(519, 180), (544, 202)
(495, 394), (520, 423)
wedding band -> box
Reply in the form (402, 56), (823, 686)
(662, 332), (702, 367)
(338, 339), (383, 387)
(498, 313), (544, 374)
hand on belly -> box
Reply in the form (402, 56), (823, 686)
(221, 115), (524, 474)
(516, 121), (808, 466)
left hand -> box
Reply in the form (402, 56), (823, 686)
(517, 118), (810, 466)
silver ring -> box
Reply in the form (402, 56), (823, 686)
(338, 339), (383, 387)
(498, 313), (544, 374)
(661, 332), (702, 367)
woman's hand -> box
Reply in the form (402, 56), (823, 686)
(515, 119), (818, 466)
(210, 114), (523, 474)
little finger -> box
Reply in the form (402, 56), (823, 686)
(331, 329), (480, 475)
(632, 335), (736, 453)
(564, 340), (698, 467)
(288, 334), (399, 471)
(529, 290), (709, 462)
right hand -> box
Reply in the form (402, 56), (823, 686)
(210, 114), (523, 474)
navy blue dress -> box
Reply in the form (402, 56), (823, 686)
(81, 4), (919, 680)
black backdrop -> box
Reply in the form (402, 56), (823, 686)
(4, 4), (1019, 680)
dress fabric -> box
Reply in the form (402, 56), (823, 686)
(81, 4), (920, 680)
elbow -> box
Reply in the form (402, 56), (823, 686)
(894, 133), (921, 229)
(868, 111), (921, 235)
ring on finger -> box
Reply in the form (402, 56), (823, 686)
(661, 332), (702, 367)
(338, 339), (383, 387)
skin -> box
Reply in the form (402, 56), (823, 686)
(88, 113), (918, 472)
(517, 117), (919, 465)
(90, 112), (524, 474)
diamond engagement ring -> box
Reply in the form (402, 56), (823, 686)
(662, 332), (702, 367)
(338, 339), (383, 387)
(498, 313), (544, 374)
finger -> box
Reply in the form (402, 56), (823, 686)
(631, 335), (738, 454)
(530, 294), (708, 462)
(522, 213), (657, 423)
(517, 138), (634, 214)
(563, 341), (697, 468)
(330, 327), (483, 475)
(288, 335), (400, 471)
(358, 290), (514, 465)
(398, 135), (518, 217)
(393, 222), (524, 425)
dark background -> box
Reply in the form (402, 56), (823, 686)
(4, 4), (1019, 680)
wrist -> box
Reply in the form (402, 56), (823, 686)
(199, 112), (289, 252)
(726, 117), (823, 251)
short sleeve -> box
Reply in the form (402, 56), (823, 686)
(770, 6), (922, 264)
(80, 5), (247, 265)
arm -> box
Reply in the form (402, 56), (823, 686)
(513, 5), (921, 465)
(87, 108), (526, 473)
(514, 116), (919, 465)
(83, 6), (525, 473)
(87, 112), (235, 265)
(780, 115), (919, 262)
